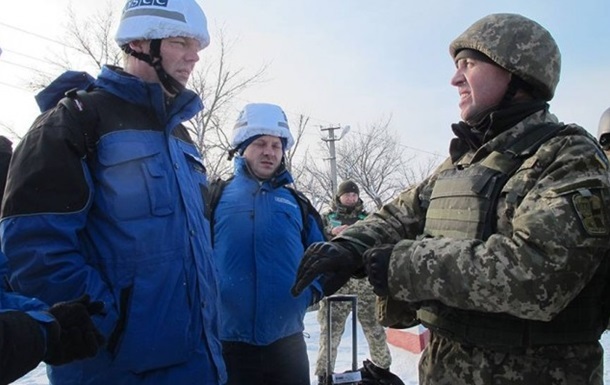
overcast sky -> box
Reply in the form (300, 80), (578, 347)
(1, 0), (608, 163)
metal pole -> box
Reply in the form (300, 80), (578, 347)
(328, 128), (337, 197)
(321, 125), (341, 197)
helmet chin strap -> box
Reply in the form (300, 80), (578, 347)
(121, 39), (185, 95)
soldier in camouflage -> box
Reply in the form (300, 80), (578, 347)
(315, 181), (391, 384)
(597, 107), (610, 158)
(292, 13), (610, 385)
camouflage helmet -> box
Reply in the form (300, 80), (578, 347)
(597, 107), (610, 149)
(450, 13), (561, 101)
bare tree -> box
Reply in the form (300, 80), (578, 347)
(337, 119), (410, 208)
(301, 118), (438, 212)
(186, 27), (268, 179)
(285, 114), (311, 175)
(29, 2), (122, 90)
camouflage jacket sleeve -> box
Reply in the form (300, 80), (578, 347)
(387, 130), (610, 321)
(321, 210), (335, 239)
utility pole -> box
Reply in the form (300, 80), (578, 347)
(321, 125), (350, 196)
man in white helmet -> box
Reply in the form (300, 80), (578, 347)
(209, 103), (325, 385)
(0, 0), (226, 384)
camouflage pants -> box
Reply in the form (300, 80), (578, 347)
(419, 332), (604, 385)
(315, 278), (391, 376)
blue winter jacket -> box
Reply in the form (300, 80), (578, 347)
(0, 251), (51, 321)
(0, 66), (226, 384)
(213, 157), (324, 345)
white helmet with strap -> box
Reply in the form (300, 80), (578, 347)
(115, 0), (209, 49)
(114, 0), (210, 94)
(231, 103), (295, 151)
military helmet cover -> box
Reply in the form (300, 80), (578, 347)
(450, 13), (561, 101)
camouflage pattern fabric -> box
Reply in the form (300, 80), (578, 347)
(316, 199), (391, 376)
(449, 13), (560, 101)
(336, 108), (610, 385)
(419, 333), (603, 385)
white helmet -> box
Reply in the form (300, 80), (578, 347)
(115, 0), (210, 50)
(231, 103), (295, 151)
(598, 107), (610, 149)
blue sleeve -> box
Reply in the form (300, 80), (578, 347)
(0, 250), (52, 320)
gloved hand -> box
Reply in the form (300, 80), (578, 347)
(363, 244), (394, 297)
(291, 241), (362, 297)
(44, 294), (105, 365)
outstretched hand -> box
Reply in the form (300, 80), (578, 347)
(291, 241), (362, 297)
(45, 294), (105, 366)
(363, 244), (394, 297)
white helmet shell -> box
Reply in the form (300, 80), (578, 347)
(598, 107), (610, 142)
(115, 0), (210, 50)
(231, 103), (295, 151)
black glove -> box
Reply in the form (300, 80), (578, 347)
(363, 244), (393, 297)
(44, 294), (105, 366)
(291, 241), (362, 297)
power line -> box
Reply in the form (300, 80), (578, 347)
(0, 80), (30, 92)
(340, 127), (444, 159)
(0, 23), (445, 158)
(0, 59), (55, 76)
(0, 21), (74, 50)
(1, 47), (55, 65)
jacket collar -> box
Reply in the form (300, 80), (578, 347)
(94, 65), (203, 125)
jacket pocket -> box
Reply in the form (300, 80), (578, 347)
(97, 136), (175, 220)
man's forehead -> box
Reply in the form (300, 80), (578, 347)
(253, 135), (282, 143)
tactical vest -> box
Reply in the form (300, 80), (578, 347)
(327, 211), (367, 228)
(417, 123), (610, 349)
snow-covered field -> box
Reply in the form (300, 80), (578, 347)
(13, 311), (610, 384)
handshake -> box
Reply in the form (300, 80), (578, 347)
(44, 294), (105, 365)
(291, 241), (394, 298)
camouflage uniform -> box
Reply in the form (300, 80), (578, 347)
(316, 199), (392, 377)
(333, 14), (610, 385)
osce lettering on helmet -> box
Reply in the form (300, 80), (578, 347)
(125, 0), (169, 11)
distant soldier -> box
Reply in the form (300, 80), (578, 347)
(293, 13), (610, 385)
(315, 180), (391, 385)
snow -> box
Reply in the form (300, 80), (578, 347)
(13, 311), (610, 384)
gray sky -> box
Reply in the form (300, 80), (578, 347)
(1, 0), (608, 162)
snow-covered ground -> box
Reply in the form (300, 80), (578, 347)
(13, 311), (610, 384)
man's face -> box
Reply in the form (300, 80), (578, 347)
(159, 37), (201, 86)
(339, 192), (359, 207)
(450, 57), (511, 122)
(242, 135), (283, 179)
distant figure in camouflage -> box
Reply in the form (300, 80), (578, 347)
(315, 180), (391, 384)
(597, 107), (610, 158)
(293, 13), (610, 385)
